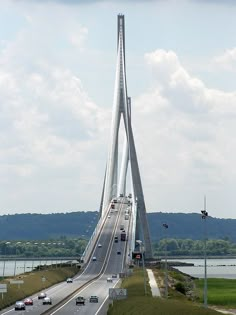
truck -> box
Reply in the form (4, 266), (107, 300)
(121, 231), (126, 241)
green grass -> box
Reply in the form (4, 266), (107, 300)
(195, 278), (236, 307)
(108, 268), (220, 315)
(0, 265), (79, 310)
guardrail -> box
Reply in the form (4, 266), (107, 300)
(80, 205), (111, 265)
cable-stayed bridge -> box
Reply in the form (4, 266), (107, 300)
(82, 14), (152, 265)
(0, 14), (153, 315)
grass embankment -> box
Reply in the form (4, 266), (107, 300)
(195, 278), (236, 308)
(108, 268), (220, 315)
(0, 265), (79, 310)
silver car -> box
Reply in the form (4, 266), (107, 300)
(15, 301), (25, 311)
(43, 297), (52, 305)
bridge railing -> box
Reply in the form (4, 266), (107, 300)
(80, 206), (110, 265)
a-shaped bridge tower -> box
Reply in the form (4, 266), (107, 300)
(101, 15), (153, 259)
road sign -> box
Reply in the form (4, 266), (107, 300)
(10, 280), (24, 284)
(0, 284), (7, 293)
(109, 288), (127, 300)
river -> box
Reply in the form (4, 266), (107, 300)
(0, 259), (73, 277)
(168, 258), (236, 279)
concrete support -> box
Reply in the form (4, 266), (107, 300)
(102, 14), (153, 259)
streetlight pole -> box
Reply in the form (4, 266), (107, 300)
(136, 240), (146, 296)
(2, 242), (11, 279)
(14, 242), (21, 277)
(201, 196), (208, 308)
(163, 223), (168, 298)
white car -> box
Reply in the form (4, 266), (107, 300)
(66, 278), (73, 283)
(43, 297), (52, 305)
(98, 243), (102, 248)
(108, 215), (111, 218)
(107, 277), (113, 283)
(92, 256), (97, 261)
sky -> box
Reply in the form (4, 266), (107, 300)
(1, 0), (236, 218)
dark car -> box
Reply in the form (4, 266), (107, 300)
(117, 251), (121, 255)
(112, 274), (118, 278)
(76, 296), (85, 305)
(89, 295), (98, 303)
(38, 292), (47, 299)
(24, 298), (33, 305)
(15, 301), (25, 311)
(43, 297), (52, 305)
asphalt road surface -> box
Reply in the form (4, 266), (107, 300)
(0, 199), (131, 315)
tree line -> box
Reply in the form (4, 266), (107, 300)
(1, 237), (235, 258)
(153, 238), (236, 256)
(0, 237), (87, 258)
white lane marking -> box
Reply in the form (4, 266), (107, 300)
(50, 211), (122, 314)
(95, 295), (109, 315)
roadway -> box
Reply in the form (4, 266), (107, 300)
(0, 198), (131, 315)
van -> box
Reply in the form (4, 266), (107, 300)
(125, 214), (129, 220)
(120, 224), (124, 230)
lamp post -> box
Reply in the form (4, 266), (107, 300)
(14, 242), (21, 277)
(2, 242), (11, 279)
(201, 196), (208, 308)
(136, 240), (146, 295)
(162, 223), (168, 298)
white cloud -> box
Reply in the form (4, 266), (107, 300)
(133, 49), (236, 216)
(213, 47), (236, 71)
(69, 27), (88, 50)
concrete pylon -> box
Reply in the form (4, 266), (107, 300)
(102, 14), (153, 259)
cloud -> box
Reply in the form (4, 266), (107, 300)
(0, 11), (111, 213)
(69, 27), (88, 50)
(212, 48), (236, 71)
(132, 49), (236, 215)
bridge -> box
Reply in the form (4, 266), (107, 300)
(81, 13), (152, 264)
(0, 14), (153, 315)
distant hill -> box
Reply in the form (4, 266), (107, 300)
(148, 212), (236, 241)
(0, 212), (99, 240)
(1, 211), (236, 241)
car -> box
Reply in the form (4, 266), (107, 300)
(113, 199), (117, 203)
(98, 243), (102, 248)
(89, 295), (99, 303)
(107, 277), (113, 282)
(108, 215), (111, 218)
(24, 298), (33, 305)
(92, 256), (97, 261)
(117, 251), (121, 255)
(76, 296), (85, 305)
(114, 236), (118, 243)
(38, 292), (47, 299)
(15, 301), (25, 311)
(43, 297), (52, 305)
(112, 274), (118, 278)
(66, 278), (73, 283)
